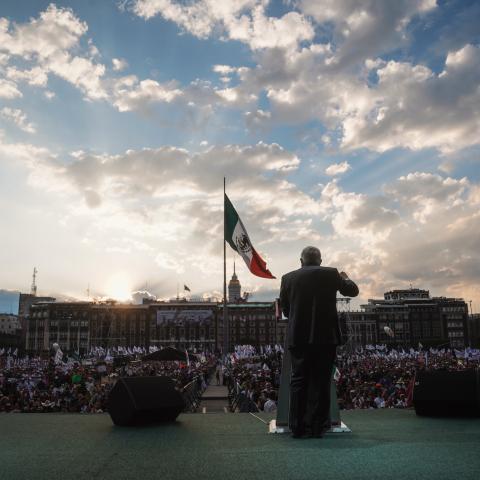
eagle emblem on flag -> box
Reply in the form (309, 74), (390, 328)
(235, 233), (252, 254)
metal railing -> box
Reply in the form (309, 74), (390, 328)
(226, 374), (259, 413)
(181, 375), (205, 412)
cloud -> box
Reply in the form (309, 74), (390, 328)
(3, 3), (474, 158)
(155, 251), (186, 274)
(378, 209), (480, 304)
(0, 134), (55, 167)
(1, 1), (479, 309)
(117, 2), (471, 156)
(386, 172), (468, 203)
(213, 65), (236, 75)
(298, 0), (436, 68)
(341, 45), (480, 153)
(325, 161), (350, 176)
(385, 172), (468, 224)
(0, 107), (36, 133)
(0, 5), (87, 58)
(6, 65), (48, 87)
(227, 6), (314, 51)
(245, 109), (271, 131)
(2, 2), (476, 159)
(0, 78), (22, 98)
(348, 196), (400, 231)
(111, 76), (183, 112)
(131, 290), (157, 304)
(248, 43), (480, 155)
(61, 141), (303, 207)
(83, 188), (102, 208)
(109, 74), (259, 128)
(112, 57), (128, 71)
(131, 0), (314, 50)
(319, 180), (400, 244)
(0, 5), (107, 100)
(228, 43), (367, 127)
(10, 141), (322, 258)
(316, 171), (480, 305)
(3, 129), (480, 307)
(47, 53), (107, 100)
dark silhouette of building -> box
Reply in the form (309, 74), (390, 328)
(0, 313), (22, 349)
(25, 299), (278, 354)
(19, 293), (56, 350)
(18, 293), (56, 319)
(24, 284), (471, 353)
(225, 302), (277, 351)
(345, 289), (469, 348)
(468, 313), (480, 348)
(26, 301), (90, 352)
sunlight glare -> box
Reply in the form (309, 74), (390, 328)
(105, 273), (132, 301)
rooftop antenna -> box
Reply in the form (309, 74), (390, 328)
(31, 267), (38, 296)
(86, 283), (90, 300)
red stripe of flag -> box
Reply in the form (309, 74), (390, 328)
(250, 248), (275, 279)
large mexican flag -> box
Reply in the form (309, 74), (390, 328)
(224, 193), (275, 279)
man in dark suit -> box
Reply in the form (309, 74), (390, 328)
(280, 246), (359, 438)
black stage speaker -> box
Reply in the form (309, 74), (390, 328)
(413, 369), (480, 417)
(108, 376), (185, 426)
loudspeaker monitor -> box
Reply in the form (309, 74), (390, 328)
(413, 369), (480, 417)
(108, 376), (185, 426)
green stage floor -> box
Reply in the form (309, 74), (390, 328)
(1, 410), (479, 480)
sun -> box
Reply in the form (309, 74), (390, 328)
(105, 273), (132, 301)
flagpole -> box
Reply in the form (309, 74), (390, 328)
(223, 177), (228, 354)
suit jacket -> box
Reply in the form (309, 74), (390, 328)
(280, 266), (359, 347)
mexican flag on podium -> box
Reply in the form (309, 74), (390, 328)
(224, 193), (275, 279)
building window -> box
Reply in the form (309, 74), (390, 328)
(447, 321), (463, 328)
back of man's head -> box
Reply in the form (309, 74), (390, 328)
(300, 246), (322, 266)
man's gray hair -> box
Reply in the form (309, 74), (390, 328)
(301, 246), (321, 265)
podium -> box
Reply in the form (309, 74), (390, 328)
(269, 344), (351, 434)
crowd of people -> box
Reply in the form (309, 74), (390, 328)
(335, 346), (480, 410)
(226, 345), (283, 413)
(1, 344), (479, 414)
(0, 350), (215, 413)
(226, 344), (480, 412)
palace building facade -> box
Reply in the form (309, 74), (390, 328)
(25, 299), (277, 354)
(23, 285), (471, 353)
(345, 289), (469, 348)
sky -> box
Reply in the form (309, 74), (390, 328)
(0, 0), (479, 312)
